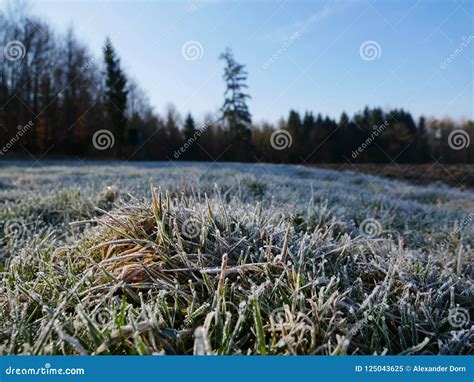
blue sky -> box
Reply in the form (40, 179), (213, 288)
(22, 0), (474, 123)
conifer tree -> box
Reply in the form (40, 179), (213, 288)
(219, 48), (252, 161)
(183, 113), (199, 160)
(103, 37), (128, 157)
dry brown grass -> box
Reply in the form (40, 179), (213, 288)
(316, 163), (474, 189)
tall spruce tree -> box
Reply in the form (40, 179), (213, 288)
(103, 37), (128, 158)
(219, 48), (252, 161)
(183, 113), (197, 139)
(302, 111), (316, 160)
(286, 110), (302, 163)
(183, 113), (199, 160)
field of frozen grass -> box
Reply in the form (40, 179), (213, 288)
(0, 160), (472, 355)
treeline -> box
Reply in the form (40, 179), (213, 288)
(1, 6), (473, 164)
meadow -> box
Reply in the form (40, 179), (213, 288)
(0, 161), (472, 355)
